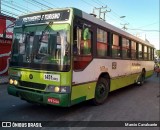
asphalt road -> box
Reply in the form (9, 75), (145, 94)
(0, 73), (159, 130)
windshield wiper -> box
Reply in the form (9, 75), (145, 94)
(39, 21), (53, 42)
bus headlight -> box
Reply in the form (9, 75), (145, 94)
(9, 79), (18, 86)
(54, 86), (60, 92)
(13, 80), (18, 85)
(9, 79), (14, 84)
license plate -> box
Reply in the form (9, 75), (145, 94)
(44, 74), (60, 82)
(48, 97), (60, 104)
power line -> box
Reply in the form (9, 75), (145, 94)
(30, 0), (52, 9)
(121, 23), (129, 30)
(77, 0), (131, 27)
(96, 0), (106, 5)
(81, 0), (131, 30)
(135, 22), (159, 29)
(43, 0), (57, 8)
(128, 28), (159, 32)
(7, 0), (37, 12)
(2, 0), (35, 12)
(92, 0), (102, 7)
(2, 0), (38, 13)
(1, 9), (19, 17)
(93, 6), (111, 21)
(106, 14), (123, 24)
(81, 0), (95, 7)
(23, 0), (46, 10)
(92, 0), (125, 20)
(91, 0), (131, 27)
(2, 0), (29, 13)
(2, 3), (27, 14)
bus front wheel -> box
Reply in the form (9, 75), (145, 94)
(91, 78), (109, 105)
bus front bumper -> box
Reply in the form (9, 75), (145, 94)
(7, 85), (70, 107)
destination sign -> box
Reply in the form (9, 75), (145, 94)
(15, 10), (70, 26)
(23, 13), (61, 22)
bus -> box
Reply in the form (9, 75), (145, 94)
(8, 8), (155, 107)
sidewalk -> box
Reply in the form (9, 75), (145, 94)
(0, 75), (9, 84)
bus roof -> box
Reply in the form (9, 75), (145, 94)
(17, 7), (154, 48)
(72, 8), (154, 48)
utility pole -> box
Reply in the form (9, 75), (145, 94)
(100, 8), (111, 21)
(120, 23), (129, 30)
(93, 6), (111, 21)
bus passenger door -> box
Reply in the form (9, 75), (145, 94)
(71, 25), (94, 104)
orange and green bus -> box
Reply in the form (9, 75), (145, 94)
(8, 8), (155, 107)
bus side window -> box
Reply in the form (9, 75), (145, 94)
(144, 46), (148, 60)
(138, 43), (143, 59)
(112, 34), (120, 58)
(97, 28), (108, 57)
(131, 41), (136, 59)
(148, 47), (151, 60)
(73, 26), (92, 70)
(122, 38), (130, 59)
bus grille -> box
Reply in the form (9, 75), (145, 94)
(19, 81), (46, 90)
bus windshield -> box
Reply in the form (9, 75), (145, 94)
(10, 27), (70, 71)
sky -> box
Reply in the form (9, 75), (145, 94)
(1, 0), (159, 49)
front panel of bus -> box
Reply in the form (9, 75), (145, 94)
(8, 9), (73, 107)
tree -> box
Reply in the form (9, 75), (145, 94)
(155, 50), (160, 58)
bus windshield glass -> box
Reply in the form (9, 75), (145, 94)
(10, 26), (70, 71)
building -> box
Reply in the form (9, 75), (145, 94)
(0, 14), (15, 82)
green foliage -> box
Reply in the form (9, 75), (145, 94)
(156, 50), (160, 57)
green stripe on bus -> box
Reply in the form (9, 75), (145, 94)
(8, 85), (71, 107)
(110, 70), (153, 91)
(71, 96), (86, 105)
(71, 82), (96, 101)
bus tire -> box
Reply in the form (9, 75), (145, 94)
(91, 78), (109, 105)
